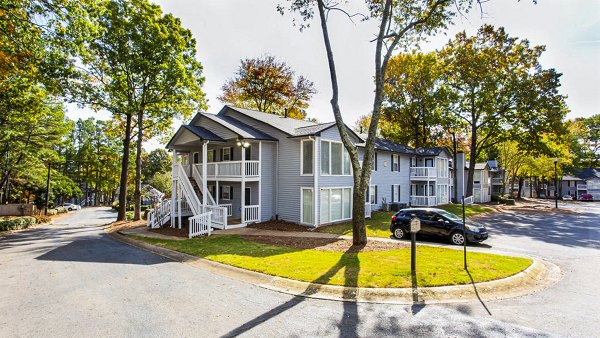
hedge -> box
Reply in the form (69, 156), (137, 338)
(0, 216), (37, 231)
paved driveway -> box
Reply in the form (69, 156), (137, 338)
(1, 206), (597, 337)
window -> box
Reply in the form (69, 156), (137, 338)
(474, 171), (481, 184)
(366, 185), (376, 204)
(392, 154), (400, 172)
(223, 148), (231, 161)
(320, 140), (351, 175)
(301, 139), (314, 175)
(222, 185), (232, 200)
(392, 184), (401, 202)
(193, 152), (200, 164)
(321, 141), (329, 174)
(207, 149), (215, 162)
(436, 158), (448, 177)
(301, 188), (314, 224)
(244, 146), (251, 160)
(320, 187), (352, 223)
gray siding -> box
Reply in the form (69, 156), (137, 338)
(260, 142), (275, 221)
(223, 109), (314, 224)
(194, 116), (238, 140)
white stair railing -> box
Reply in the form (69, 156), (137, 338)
(192, 164), (217, 206)
(174, 164), (202, 215)
(205, 205), (228, 228)
(219, 203), (233, 216)
(189, 211), (212, 238)
(147, 199), (171, 228)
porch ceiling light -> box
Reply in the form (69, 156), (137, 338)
(236, 138), (250, 148)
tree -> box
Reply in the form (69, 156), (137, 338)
(142, 149), (171, 183)
(279, 0), (477, 245)
(439, 25), (567, 197)
(567, 114), (600, 168)
(149, 171), (172, 199)
(218, 55), (317, 119)
(69, 0), (206, 221)
(380, 52), (447, 148)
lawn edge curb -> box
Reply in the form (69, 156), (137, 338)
(106, 229), (561, 305)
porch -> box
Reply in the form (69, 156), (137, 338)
(409, 182), (449, 206)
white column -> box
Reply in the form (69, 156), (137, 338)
(171, 151), (177, 228)
(258, 141), (262, 222)
(241, 142), (246, 224)
(313, 137), (319, 227)
(202, 141), (208, 212)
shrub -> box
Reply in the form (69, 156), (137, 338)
(46, 209), (58, 216)
(55, 207), (68, 214)
(126, 211), (134, 220)
(0, 216), (37, 231)
(34, 215), (51, 224)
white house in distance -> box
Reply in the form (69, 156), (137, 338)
(454, 152), (492, 204)
(147, 105), (453, 235)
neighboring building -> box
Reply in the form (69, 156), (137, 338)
(487, 160), (505, 195)
(548, 168), (600, 200)
(150, 105), (453, 230)
(454, 153), (492, 203)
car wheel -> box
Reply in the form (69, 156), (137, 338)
(392, 226), (406, 239)
(450, 231), (466, 245)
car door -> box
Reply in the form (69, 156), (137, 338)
(430, 213), (452, 236)
(417, 211), (437, 235)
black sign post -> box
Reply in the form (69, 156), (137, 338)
(462, 196), (467, 270)
(410, 217), (421, 275)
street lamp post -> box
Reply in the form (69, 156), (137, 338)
(553, 157), (558, 209)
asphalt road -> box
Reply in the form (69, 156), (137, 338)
(1, 205), (598, 337)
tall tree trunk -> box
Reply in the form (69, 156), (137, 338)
(117, 113), (133, 221)
(517, 176), (523, 199)
(133, 112), (143, 221)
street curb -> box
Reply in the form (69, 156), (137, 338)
(106, 230), (561, 305)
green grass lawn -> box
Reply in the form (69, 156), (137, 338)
(317, 204), (494, 238)
(131, 234), (531, 288)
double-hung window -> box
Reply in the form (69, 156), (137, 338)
(301, 188), (314, 224)
(301, 139), (314, 175)
(392, 184), (401, 202)
(321, 140), (351, 175)
(392, 154), (400, 172)
(222, 148), (231, 161)
(366, 185), (376, 205)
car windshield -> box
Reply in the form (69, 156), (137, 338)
(436, 210), (462, 221)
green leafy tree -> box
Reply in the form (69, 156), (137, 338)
(218, 55), (317, 119)
(439, 25), (567, 197)
(149, 171), (172, 199)
(69, 0), (206, 220)
(142, 149), (171, 183)
(380, 52), (447, 148)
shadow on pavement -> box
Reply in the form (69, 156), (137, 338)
(222, 246), (362, 338)
(36, 234), (169, 265)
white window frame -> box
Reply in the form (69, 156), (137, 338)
(207, 149), (215, 163)
(320, 187), (353, 224)
(392, 154), (400, 172)
(368, 185), (376, 205)
(300, 187), (314, 225)
(392, 184), (401, 202)
(300, 139), (314, 176)
(222, 185), (232, 200)
(223, 148), (231, 161)
(320, 140), (351, 176)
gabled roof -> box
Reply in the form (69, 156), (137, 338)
(291, 122), (363, 141)
(166, 125), (224, 149)
(465, 162), (491, 170)
(414, 147), (451, 157)
(226, 105), (317, 136)
(487, 160), (499, 170)
(200, 113), (277, 141)
(371, 137), (414, 154)
(565, 168), (600, 181)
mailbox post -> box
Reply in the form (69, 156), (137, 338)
(410, 217), (421, 274)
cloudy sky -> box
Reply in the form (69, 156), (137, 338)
(68, 0), (600, 148)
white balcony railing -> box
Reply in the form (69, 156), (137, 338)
(492, 178), (503, 185)
(244, 205), (260, 223)
(410, 167), (437, 179)
(195, 161), (260, 179)
(410, 195), (437, 206)
(577, 184), (588, 190)
(219, 203), (233, 216)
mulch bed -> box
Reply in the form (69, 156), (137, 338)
(108, 220), (146, 232)
(241, 235), (409, 252)
(150, 225), (189, 238)
(247, 220), (314, 232)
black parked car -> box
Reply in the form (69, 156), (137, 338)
(389, 208), (488, 245)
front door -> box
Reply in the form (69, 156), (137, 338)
(245, 187), (251, 205)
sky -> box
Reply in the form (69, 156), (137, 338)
(66, 0), (600, 150)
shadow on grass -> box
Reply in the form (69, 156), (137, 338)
(221, 245), (363, 338)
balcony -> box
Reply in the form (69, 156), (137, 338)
(194, 161), (260, 181)
(410, 167), (437, 179)
(410, 195), (437, 206)
(577, 184), (587, 190)
(492, 178), (503, 185)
